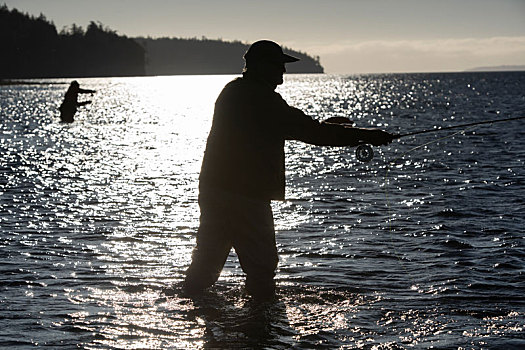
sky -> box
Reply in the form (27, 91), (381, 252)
(4, 0), (525, 74)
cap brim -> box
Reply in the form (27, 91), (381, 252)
(283, 53), (300, 63)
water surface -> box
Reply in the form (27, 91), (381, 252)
(1, 72), (524, 349)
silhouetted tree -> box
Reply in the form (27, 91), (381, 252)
(0, 5), (322, 79)
(0, 5), (145, 79)
(135, 37), (324, 75)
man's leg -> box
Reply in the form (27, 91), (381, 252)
(183, 192), (232, 294)
(183, 233), (231, 294)
(232, 199), (278, 299)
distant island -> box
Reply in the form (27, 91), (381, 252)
(136, 37), (323, 75)
(465, 65), (525, 72)
(0, 5), (323, 79)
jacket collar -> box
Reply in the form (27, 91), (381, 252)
(242, 71), (277, 91)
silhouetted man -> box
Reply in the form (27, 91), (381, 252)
(183, 40), (394, 299)
(59, 80), (96, 123)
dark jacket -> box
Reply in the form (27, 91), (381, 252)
(199, 74), (361, 200)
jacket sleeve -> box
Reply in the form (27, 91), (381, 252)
(78, 88), (96, 94)
(279, 101), (365, 147)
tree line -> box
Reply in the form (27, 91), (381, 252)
(137, 37), (324, 75)
(1, 5), (324, 79)
(0, 5), (145, 79)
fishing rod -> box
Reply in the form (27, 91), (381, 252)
(394, 115), (525, 139)
(355, 115), (525, 162)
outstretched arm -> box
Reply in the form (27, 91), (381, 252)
(320, 117), (393, 146)
(316, 123), (393, 146)
(77, 100), (92, 107)
(336, 125), (393, 146)
(286, 108), (394, 147)
(78, 88), (96, 94)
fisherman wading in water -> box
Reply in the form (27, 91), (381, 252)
(59, 80), (96, 123)
(183, 40), (394, 299)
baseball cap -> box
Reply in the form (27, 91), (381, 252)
(244, 40), (300, 63)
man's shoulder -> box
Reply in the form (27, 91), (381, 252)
(220, 77), (246, 95)
(228, 76), (265, 90)
(224, 76), (274, 91)
(224, 77), (245, 88)
(218, 76), (285, 110)
(221, 76), (267, 98)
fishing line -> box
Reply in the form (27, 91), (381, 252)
(381, 127), (477, 279)
(384, 126), (478, 228)
(355, 115), (525, 162)
(394, 115), (525, 139)
(377, 115), (524, 286)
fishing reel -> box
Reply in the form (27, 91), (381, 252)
(355, 144), (374, 162)
(321, 117), (375, 162)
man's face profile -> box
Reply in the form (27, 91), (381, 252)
(261, 60), (286, 87)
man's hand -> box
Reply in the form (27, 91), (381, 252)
(366, 129), (395, 146)
(321, 116), (354, 126)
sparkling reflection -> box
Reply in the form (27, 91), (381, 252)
(1, 73), (524, 348)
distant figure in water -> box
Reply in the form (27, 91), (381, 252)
(59, 80), (96, 123)
(183, 40), (394, 300)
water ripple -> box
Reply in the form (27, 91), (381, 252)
(1, 73), (524, 348)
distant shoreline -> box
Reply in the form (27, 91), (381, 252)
(0, 80), (69, 86)
(2, 70), (524, 85)
(1, 5), (323, 80)
(464, 65), (525, 72)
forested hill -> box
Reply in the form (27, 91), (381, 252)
(1, 5), (324, 79)
(0, 5), (145, 79)
(135, 37), (324, 75)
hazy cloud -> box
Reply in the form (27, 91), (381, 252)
(310, 36), (525, 74)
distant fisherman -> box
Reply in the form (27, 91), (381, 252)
(59, 80), (96, 123)
(183, 40), (394, 299)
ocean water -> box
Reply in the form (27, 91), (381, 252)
(1, 72), (524, 349)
